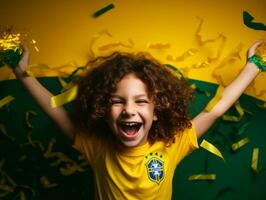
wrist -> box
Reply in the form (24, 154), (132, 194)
(13, 67), (28, 79)
(247, 54), (266, 72)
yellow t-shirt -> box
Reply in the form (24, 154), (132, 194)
(74, 124), (198, 200)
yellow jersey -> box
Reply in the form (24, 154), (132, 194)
(74, 124), (198, 200)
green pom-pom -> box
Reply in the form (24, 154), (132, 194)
(0, 48), (22, 68)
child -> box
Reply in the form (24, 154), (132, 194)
(12, 41), (264, 199)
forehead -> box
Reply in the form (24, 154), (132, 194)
(113, 73), (149, 96)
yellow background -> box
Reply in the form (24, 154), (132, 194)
(0, 0), (265, 100)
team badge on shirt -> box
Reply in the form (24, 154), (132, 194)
(145, 154), (164, 184)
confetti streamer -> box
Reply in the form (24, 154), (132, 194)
(188, 174), (216, 181)
(251, 148), (260, 173)
(20, 191), (26, 200)
(212, 43), (243, 86)
(93, 3), (115, 18)
(222, 101), (244, 122)
(60, 163), (85, 176)
(205, 34), (226, 63)
(50, 84), (78, 108)
(40, 176), (57, 189)
(146, 42), (171, 50)
(0, 123), (15, 141)
(243, 11), (266, 31)
(64, 66), (85, 83)
(88, 30), (112, 59)
(192, 35), (226, 69)
(231, 137), (249, 151)
(165, 64), (185, 79)
(58, 77), (68, 89)
(190, 83), (211, 97)
(20, 132), (45, 151)
(98, 38), (134, 51)
(195, 17), (224, 46)
(44, 139), (85, 176)
(255, 42), (266, 63)
(257, 102), (266, 108)
(0, 96), (14, 108)
(214, 187), (236, 199)
(205, 86), (224, 112)
(0, 160), (16, 197)
(166, 48), (198, 63)
(200, 139), (224, 160)
(30, 39), (39, 52)
(25, 110), (37, 129)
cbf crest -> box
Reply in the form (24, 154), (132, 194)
(145, 153), (164, 184)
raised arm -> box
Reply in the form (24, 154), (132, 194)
(13, 46), (75, 139)
(192, 40), (265, 138)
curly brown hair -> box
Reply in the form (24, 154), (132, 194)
(72, 52), (194, 144)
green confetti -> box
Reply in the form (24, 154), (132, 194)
(165, 64), (185, 80)
(93, 3), (115, 18)
(0, 48), (22, 68)
(243, 11), (266, 31)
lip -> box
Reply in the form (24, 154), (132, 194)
(117, 122), (142, 140)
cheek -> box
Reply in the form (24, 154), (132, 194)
(108, 107), (121, 121)
(143, 107), (156, 121)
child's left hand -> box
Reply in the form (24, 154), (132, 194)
(247, 40), (265, 59)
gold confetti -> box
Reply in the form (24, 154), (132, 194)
(0, 123), (15, 141)
(200, 139), (225, 160)
(231, 137), (249, 151)
(0, 96), (14, 108)
(205, 86), (224, 112)
(44, 139), (85, 176)
(50, 84), (78, 108)
(40, 176), (57, 189)
(88, 30), (112, 59)
(98, 38), (134, 51)
(147, 42), (171, 50)
(25, 110), (37, 129)
(30, 39), (39, 52)
(212, 43), (243, 86)
(166, 48), (199, 62)
(0, 28), (21, 51)
(255, 41), (266, 64)
(188, 174), (216, 181)
(251, 148), (260, 173)
(222, 101), (244, 122)
(195, 17), (223, 46)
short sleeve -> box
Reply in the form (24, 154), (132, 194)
(73, 131), (100, 165)
(169, 122), (199, 166)
(188, 121), (199, 150)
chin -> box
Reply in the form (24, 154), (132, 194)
(121, 141), (140, 147)
(119, 137), (146, 147)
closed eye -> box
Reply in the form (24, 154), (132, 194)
(136, 99), (149, 104)
(110, 99), (124, 104)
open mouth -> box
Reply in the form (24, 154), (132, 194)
(119, 122), (142, 139)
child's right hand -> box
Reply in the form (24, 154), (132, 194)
(13, 45), (30, 75)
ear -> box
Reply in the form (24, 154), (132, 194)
(153, 114), (158, 121)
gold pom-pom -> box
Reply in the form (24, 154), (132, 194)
(255, 42), (266, 64)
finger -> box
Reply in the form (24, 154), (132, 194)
(248, 40), (265, 58)
(20, 43), (29, 55)
(20, 45), (30, 59)
(18, 47), (30, 67)
(251, 40), (264, 50)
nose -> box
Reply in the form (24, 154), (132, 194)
(122, 102), (136, 117)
